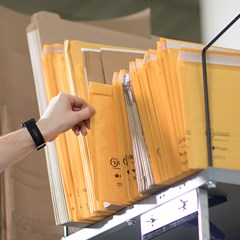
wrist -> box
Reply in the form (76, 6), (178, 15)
(36, 118), (56, 142)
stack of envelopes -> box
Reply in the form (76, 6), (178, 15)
(40, 37), (240, 225)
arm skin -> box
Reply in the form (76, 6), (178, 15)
(0, 92), (95, 172)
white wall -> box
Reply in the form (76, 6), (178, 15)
(200, 0), (240, 49)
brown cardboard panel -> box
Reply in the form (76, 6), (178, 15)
(0, 5), (64, 239)
(81, 49), (106, 84)
(27, 11), (157, 50)
(0, 5), (29, 55)
(100, 48), (145, 84)
(0, 5), (38, 128)
(83, 8), (151, 37)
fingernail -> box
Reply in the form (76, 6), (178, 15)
(89, 107), (96, 115)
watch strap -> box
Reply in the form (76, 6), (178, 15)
(21, 118), (46, 150)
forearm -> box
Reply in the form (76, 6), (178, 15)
(0, 127), (35, 172)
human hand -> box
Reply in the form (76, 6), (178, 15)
(37, 92), (95, 142)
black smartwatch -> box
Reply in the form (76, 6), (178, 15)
(21, 118), (46, 150)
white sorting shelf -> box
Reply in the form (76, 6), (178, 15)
(63, 167), (240, 240)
